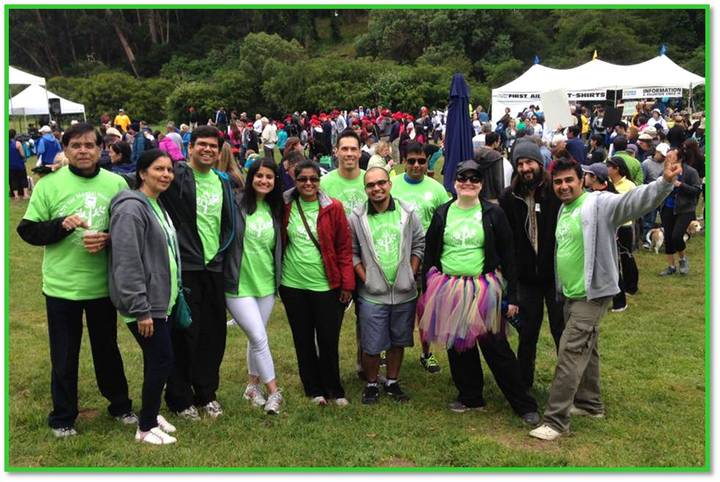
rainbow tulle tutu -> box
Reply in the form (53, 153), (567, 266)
(417, 267), (505, 351)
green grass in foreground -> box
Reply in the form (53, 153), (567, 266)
(6, 165), (706, 469)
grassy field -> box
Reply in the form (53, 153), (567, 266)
(5, 160), (706, 470)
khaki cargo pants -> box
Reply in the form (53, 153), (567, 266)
(542, 296), (611, 433)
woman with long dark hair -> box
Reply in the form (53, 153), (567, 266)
(224, 157), (285, 414)
(659, 147), (702, 276)
(109, 149), (179, 444)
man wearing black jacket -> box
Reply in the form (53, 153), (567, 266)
(498, 141), (564, 391)
(160, 125), (235, 420)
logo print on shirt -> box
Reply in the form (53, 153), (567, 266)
(375, 229), (399, 256)
(423, 191), (434, 201)
(342, 189), (365, 213)
(451, 225), (478, 247)
(58, 191), (111, 246)
(197, 191), (221, 214)
(247, 216), (274, 246)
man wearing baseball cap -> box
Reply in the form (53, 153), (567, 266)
(499, 140), (564, 391)
(113, 109), (131, 134)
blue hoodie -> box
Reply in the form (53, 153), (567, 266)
(36, 133), (62, 165)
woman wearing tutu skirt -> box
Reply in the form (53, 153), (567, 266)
(417, 159), (540, 425)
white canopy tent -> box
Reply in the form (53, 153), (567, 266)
(491, 55), (705, 124)
(9, 65), (46, 86)
(10, 84), (86, 118)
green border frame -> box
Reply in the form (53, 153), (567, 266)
(4, 3), (711, 473)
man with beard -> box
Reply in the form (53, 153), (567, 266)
(498, 141), (564, 391)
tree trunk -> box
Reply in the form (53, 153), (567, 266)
(63, 11), (78, 64)
(165, 10), (170, 44)
(148, 10), (158, 44)
(10, 38), (47, 76)
(107, 9), (140, 78)
(34, 10), (62, 76)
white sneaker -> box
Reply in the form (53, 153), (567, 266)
(569, 405), (605, 418)
(203, 400), (223, 418)
(115, 411), (138, 425)
(529, 424), (563, 441)
(243, 384), (267, 407)
(174, 405), (200, 421)
(334, 397), (350, 407)
(311, 396), (327, 406)
(264, 390), (284, 415)
(157, 414), (177, 433)
(226, 318), (237, 327)
(136, 427), (177, 445)
(52, 427), (78, 438)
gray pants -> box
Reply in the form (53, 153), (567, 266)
(542, 296), (611, 433)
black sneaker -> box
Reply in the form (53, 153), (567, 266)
(361, 384), (380, 404)
(383, 382), (410, 402)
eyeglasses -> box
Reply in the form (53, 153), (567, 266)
(406, 157), (427, 165)
(296, 176), (320, 184)
(365, 179), (389, 189)
(456, 174), (482, 184)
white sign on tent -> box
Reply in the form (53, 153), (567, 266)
(540, 89), (575, 130)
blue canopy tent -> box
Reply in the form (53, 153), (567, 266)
(442, 73), (475, 194)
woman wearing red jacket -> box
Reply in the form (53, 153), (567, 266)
(280, 159), (355, 407)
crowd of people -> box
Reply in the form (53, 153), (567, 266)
(14, 97), (702, 446)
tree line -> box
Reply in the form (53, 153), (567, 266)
(10, 8), (706, 124)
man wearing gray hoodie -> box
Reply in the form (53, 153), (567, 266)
(529, 156), (679, 441)
(349, 167), (425, 404)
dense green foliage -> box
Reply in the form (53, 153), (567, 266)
(10, 8), (706, 123)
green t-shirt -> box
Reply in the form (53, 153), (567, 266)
(391, 174), (449, 232)
(23, 166), (127, 300)
(281, 199), (330, 291)
(556, 192), (588, 299)
(230, 201), (276, 298)
(367, 207), (402, 284)
(440, 203), (486, 277)
(193, 167), (223, 265)
(122, 197), (179, 323)
(320, 169), (366, 216)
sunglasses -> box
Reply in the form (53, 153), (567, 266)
(365, 179), (389, 189)
(296, 176), (320, 184)
(406, 157), (427, 165)
(456, 174), (482, 184)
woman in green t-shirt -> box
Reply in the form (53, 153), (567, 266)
(224, 158), (285, 415)
(279, 160), (355, 407)
(109, 149), (180, 445)
(417, 160), (539, 421)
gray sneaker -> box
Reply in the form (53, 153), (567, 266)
(264, 390), (284, 415)
(659, 266), (677, 276)
(175, 405), (201, 421)
(115, 411), (138, 425)
(52, 427), (78, 438)
(678, 257), (689, 275)
(203, 400), (223, 418)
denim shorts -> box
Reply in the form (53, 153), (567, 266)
(357, 297), (416, 355)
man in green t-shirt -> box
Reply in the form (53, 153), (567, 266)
(529, 156), (679, 441)
(17, 123), (135, 438)
(391, 141), (449, 374)
(320, 129), (368, 379)
(159, 126), (236, 420)
(349, 167), (425, 405)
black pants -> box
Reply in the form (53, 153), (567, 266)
(128, 318), (174, 431)
(617, 225), (639, 294)
(447, 334), (537, 415)
(280, 286), (345, 399)
(165, 270), (226, 411)
(660, 206), (695, 255)
(516, 282), (565, 390)
(45, 296), (132, 429)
